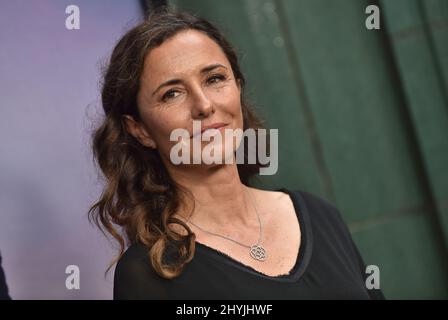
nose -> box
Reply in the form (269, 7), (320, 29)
(190, 85), (214, 119)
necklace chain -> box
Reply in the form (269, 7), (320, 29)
(185, 188), (267, 261)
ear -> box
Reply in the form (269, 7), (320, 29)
(123, 115), (157, 149)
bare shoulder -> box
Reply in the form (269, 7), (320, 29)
(249, 187), (292, 203)
(247, 187), (298, 221)
(249, 187), (287, 201)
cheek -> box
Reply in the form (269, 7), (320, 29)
(211, 86), (242, 115)
(142, 109), (189, 140)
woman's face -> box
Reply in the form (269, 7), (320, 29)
(127, 29), (243, 168)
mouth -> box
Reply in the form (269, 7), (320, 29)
(191, 123), (229, 139)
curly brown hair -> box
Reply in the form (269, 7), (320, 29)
(88, 8), (267, 279)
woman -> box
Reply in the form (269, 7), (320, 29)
(89, 8), (385, 300)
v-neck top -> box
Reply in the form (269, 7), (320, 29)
(113, 189), (385, 299)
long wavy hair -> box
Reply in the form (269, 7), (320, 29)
(88, 8), (267, 279)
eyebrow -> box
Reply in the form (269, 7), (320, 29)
(151, 63), (228, 97)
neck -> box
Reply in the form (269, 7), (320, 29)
(165, 161), (257, 229)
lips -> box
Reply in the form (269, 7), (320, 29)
(201, 123), (228, 133)
(191, 122), (228, 139)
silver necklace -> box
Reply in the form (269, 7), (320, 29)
(185, 188), (267, 262)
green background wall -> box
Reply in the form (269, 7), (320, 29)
(171, 0), (448, 299)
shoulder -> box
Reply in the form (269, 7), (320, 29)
(249, 187), (292, 211)
(248, 187), (296, 222)
(249, 186), (338, 211)
(278, 188), (352, 236)
(114, 243), (153, 285)
(292, 189), (358, 251)
(295, 190), (340, 213)
(116, 242), (149, 266)
(251, 187), (344, 221)
(115, 241), (179, 275)
(302, 190), (352, 232)
(114, 243), (170, 299)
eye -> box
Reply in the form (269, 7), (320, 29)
(207, 74), (227, 84)
(162, 89), (181, 102)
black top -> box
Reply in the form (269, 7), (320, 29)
(113, 189), (385, 300)
(0, 253), (11, 300)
